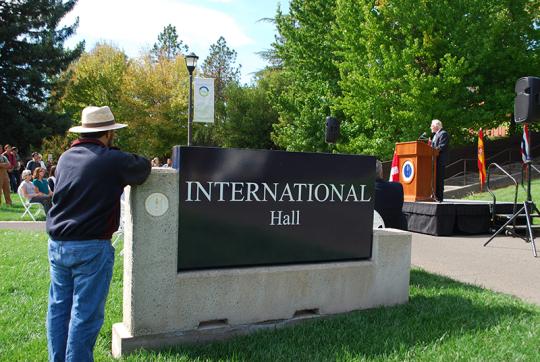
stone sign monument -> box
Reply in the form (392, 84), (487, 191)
(112, 147), (411, 357)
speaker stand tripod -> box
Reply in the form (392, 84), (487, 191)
(484, 160), (539, 257)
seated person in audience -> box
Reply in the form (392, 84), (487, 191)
(32, 167), (53, 197)
(48, 165), (56, 192)
(374, 160), (407, 230)
(151, 157), (161, 168)
(162, 158), (172, 168)
(19, 169), (52, 214)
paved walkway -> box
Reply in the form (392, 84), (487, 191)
(2, 221), (539, 305)
(411, 232), (540, 305)
(0, 221), (45, 231)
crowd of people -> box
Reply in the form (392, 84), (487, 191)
(151, 157), (172, 168)
(0, 144), (56, 213)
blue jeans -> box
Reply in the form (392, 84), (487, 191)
(47, 239), (115, 362)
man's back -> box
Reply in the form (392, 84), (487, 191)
(46, 139), (150, 241)
(374, 179), (407, 230)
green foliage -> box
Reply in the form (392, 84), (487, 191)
(334, 0), (540, 158)
(269, 0), (540, 159)
(0, 0), (84, 154)
(270, 0), (342, 153)
(220, 71), (279, 149)
(56, 43), (129, 123)
(41, 133), (77, 163)
(151, 24), (189, 62)
(122, 54), (188, 156)
(56, 43), (189, 158)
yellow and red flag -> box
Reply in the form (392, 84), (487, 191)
(478, 128), (486, 190)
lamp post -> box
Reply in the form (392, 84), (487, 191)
(185, 52), (199, 146)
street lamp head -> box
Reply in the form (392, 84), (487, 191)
(185, 52), (199, 74)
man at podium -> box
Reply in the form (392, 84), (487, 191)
(430, 119), (450, 202)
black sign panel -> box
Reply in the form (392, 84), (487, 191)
(178, 147), (375, 271)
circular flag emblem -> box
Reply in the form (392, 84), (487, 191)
(198, 86), (209, 97)
(401, 160), (415, 183)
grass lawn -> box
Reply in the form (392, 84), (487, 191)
(0, 192), (46, 221)
(2, 230), (540, 361)
(464, 178), (540, 203)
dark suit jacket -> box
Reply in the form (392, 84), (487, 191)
(374, 179), (407, 230)
(431, 129), (450, 164)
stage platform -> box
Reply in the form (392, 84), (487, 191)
(403, 200), (517, 236)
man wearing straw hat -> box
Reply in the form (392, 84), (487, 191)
(46, 106), (151, 361)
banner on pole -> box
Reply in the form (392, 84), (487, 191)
(194, 77), (214, 123)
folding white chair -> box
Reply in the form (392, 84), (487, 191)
(17, 184), (45, 222)
(373, 210), (385, 229)
(112, 193), (126, 255)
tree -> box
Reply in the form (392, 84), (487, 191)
(201, 36), (241, 102)
(220, 70), (280, 149)
(266, 0), (539, 158)
(335, 0), (540, 158)
(270, 0), (342, 153)
(56, 43), (129, 123)
(121, 54), (189, 156)
(196, 36), (241, 146)
(0, 0), (84, 153)
(56, 44), (190, 157)
(151, 24), (189, 62)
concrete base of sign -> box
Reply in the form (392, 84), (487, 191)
(113, 311), (331, 356)
(112, 169), (412, 358)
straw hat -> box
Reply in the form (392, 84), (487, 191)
(69, 106), (127, 133)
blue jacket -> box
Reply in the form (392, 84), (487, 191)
(46, 139), (151, 241)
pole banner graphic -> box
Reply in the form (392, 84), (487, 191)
(194, 77), (214, 123)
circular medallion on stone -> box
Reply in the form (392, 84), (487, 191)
(145, 193), (169, 217)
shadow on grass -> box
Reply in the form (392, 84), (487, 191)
(130, 269), (534, 361)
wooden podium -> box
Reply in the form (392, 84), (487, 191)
(395, 141), (438, 202)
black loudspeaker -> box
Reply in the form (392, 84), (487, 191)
(514, 76), (540, 123)
(325, 116), (340, 143)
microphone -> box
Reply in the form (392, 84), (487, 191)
(418, 132), (427, 141)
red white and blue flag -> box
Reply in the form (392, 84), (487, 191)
(521, 124), (530, 163)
